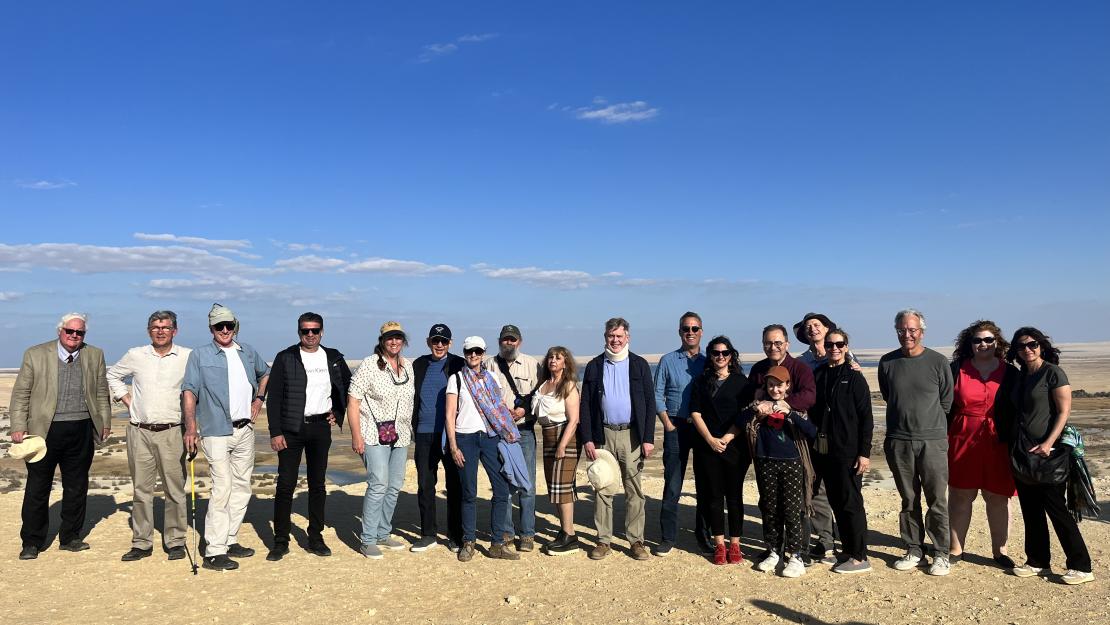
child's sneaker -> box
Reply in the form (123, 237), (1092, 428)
(782, 554), (806, 578)
(755, 550), (780, 573)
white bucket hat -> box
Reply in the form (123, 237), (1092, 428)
(586, 448), (621, 495)
(9, 435), (47, 463)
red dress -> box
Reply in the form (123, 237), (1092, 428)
(947, 359), (1017, 496)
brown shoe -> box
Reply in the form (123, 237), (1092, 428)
(518, 536), (535, 552)
(457, 541), (476, 562)
(589, 542), (611, 560)
(630, 541), (650, 561)
(489, 542), (521, 560)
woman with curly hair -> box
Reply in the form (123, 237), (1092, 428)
(946, 320), (1019, 569)
(533, 346), (582, 556)
(1005, 327), (1093, 584)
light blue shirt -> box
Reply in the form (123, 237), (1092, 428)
(601, 357), (632, 425)
(653, 348), (706, 420)
(181, 340), (270, 437)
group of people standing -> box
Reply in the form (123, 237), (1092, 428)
(6, 305), (1094, 585)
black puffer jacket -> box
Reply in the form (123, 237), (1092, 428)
(266, 344), (352, 437)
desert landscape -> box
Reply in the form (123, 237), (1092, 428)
(1, 344), (1107, 625)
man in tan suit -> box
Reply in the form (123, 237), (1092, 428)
(10, 312), (112, 560)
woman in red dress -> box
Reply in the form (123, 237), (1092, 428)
(947, 320), (1019, 568)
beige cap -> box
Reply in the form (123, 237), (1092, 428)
(9, 435), (47, 463)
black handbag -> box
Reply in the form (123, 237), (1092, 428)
(1010, 425), (1070, 485)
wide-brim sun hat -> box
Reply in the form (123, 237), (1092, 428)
(793, 312), (836, 344)
(587, 448), (621, 495)
(9, 435), (47, 463)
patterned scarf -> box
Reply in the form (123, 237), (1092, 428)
(461, 367), (520, 439)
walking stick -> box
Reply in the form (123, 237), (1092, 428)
(188, 449), (198, 575)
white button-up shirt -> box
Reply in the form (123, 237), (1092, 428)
(107, 344), (192, 425)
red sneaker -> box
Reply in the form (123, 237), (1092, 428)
(728, 543), (743, 564)
(714, 543), (727, 565)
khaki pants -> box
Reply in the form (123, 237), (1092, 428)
(594, 427), (645, 545)
(127, 423), (188, 549)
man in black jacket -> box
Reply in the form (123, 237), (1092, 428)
(409, 323), (466, 552)
(265, 312), (352, 561)
(579, 317), (657, 561)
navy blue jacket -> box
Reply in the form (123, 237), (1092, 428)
(578, 352), (657, 446)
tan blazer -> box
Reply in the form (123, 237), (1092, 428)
(9, 340), (112, 438)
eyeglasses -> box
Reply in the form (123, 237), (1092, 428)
(708, 349), (731, 358)
(970, 336), (996, 345)
(823, 341), (847, 349)
(62, 328), (86, 337)
(895, 328), (922, 336)
(429, 337), (449, 346)
(148, 326), (175, 333)
(681, 325), (701, 333)
(1016, 340), (1040, 351)
(762, 341), (785, 349)
(211, 321), (235, 332)
(299, 327), (322, 335)
(464, 348), (485, 356)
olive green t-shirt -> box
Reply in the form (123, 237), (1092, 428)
(1014, 362), (1069, 441)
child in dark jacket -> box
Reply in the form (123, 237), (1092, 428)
(738, 365), (816, 578)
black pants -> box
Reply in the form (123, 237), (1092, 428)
(1014, 480), (1091, 571)
(755, 458), (805, 554)
(693, 444), (748, 538)
(413, 432), (463, 544)
(273, 421), (331, 546)
(814, 454), (868, 560)
(21, 420), (95, 548)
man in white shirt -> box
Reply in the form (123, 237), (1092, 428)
(107, 310), (192, 562)
(264, 312), (351, 561)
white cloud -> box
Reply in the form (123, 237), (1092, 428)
(133, 232), (251, 250)
(270, 240), (345, 253)
(0, 291), (23, 301)
(574, 99), (659, 124)
(144, 275), (293, 301)
(0, 243), (260, 276)
(343, 258), (463, 275)
(416, 32), (498, 63)
(472, 263), (599, 290)
(274, 255), (349, 272)
(15, 179), (77, 190)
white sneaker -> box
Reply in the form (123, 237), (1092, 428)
(1061, 569), (1094, 585)
(893, 553), (922, 571)
(927, 556), (951, 576)
(1012, 563), (1046, 578)
(756, 551), (780, 572)
(782, 555), (806, 578)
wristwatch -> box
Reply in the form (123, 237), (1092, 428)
(255, 395), (265, 402)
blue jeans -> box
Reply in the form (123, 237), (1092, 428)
(660, 419), (709, 544)
(359, 444), (407, 545)
(457, 432), (511, 543)
(503, 423), (536, 538)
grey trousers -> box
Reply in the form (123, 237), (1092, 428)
(594, 428), (646, 545)
(884, 437), (950, 557)
(127, 423), (188, 549)
(804, 481), (836, 552)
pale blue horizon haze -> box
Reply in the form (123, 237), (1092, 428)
(2, 1), (1108, 366)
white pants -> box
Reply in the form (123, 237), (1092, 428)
(201, 426), (255, 557)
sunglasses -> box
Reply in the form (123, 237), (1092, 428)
(681, 325), (701, 333)
(62, 328), (86, 337)
(708, 349), (731, 358)
(211, 321), (235, 332)
(501, 336), (519, 343)
(1016, 340), (1040, 351)
(299, 327), (322, 335)
(823, 341), (848, 349)
(464, 348), (485, 356)
(429, 337), (449, 346)
(970, 336), (996, 345)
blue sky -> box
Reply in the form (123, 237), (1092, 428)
(2, 1), (1108, 365)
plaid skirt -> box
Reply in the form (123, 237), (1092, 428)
(542, 422), (579, 503)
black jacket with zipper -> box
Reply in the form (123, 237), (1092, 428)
(811, 362), (874, 459)
(266, 344), (352, 437)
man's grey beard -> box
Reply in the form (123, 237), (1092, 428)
(500, 346), (518, 360)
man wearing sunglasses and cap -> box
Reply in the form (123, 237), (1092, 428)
(264, 312), (352, 561)
(181, 303), (270, 571)
(11, 312), (111, 560)
(483, 324), (542, 552)
(410, 323), (466, 552)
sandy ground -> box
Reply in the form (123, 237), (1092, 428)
(0, 343), (1108, 625)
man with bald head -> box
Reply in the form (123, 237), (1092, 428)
(11, 312), (112, 560)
